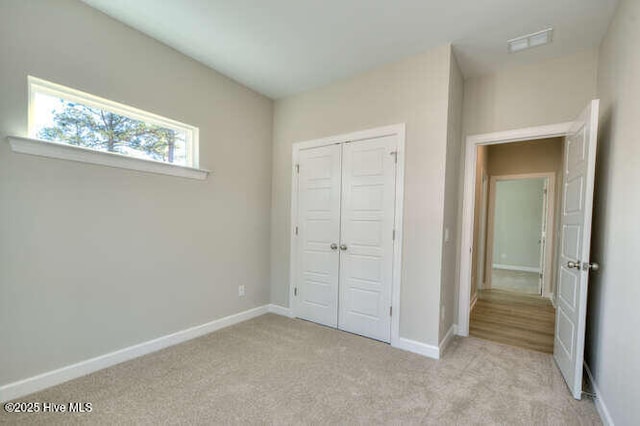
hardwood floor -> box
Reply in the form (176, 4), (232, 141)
(470, 289), (556, 353)
(491, 269), (540, 294)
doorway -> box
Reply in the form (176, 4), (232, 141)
(486, 174), (555, 297)
(458, 100), (601, 400)
(289, 124), (405, 345)
(469, 142), (560, 354)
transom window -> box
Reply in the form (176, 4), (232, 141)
(28, 76), (199, 167)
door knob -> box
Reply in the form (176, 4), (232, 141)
(583, 262), (599, 271)
(567, 260), (580, 269)
(340, 244), (348, 251)
(330, 243), (338, 250)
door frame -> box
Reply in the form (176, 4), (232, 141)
(457, 122), (571, 336)
(475, 169), (489, 295)
(484, 172), (556, 297)
(289, 123), (406, 346)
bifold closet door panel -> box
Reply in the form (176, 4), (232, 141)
(338, 136), (397, 342)
(295, 144), (342, 327)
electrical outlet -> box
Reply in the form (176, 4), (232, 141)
(238, 285), (245, 297)
(444, 227), (450, 243)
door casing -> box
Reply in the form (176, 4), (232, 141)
(289, 124), (405, 347)
(458, 121), (574, 336)
(476, 170), (489, 294)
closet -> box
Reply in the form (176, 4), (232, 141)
(291, 130), (401, 343)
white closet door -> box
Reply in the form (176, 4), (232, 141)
(338, 136), (397, 342)
(294, 144), (341, 327)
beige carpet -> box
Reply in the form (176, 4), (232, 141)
(2, 314), (600, 425)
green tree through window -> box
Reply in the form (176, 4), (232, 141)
(38, 99), (186, 164)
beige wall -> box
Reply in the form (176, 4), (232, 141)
(0, 0), (273, 386)
(588, 0), (640, 423)
(439, 53), (464, 341)
(463, 49), (598, 136)
(487, 138), (562, 176)
(271, 45), (455, 345)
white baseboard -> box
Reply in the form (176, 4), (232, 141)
(393, 337), (440, 360)
(274, 304), (442, 361)
(0, 305), (269, 403)
(547, 293), (556, 308)
(267, 304), (294, 318)
(438, 324), (457, 357)
(395, 325), (462, 359)
(584, 363), (614, 426)
(455, 323), (469, 337)
(493, 264), (541, 273)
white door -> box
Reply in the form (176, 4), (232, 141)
(554, 99), (600, 399)
(338, 136), (397, 342)
(294, 144), (341, 327)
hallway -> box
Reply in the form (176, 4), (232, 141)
(470, 290), (555, 353)
(491, 269), (541, 294)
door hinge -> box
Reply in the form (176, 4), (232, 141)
(392, 229), (396, 240)
(295, 226), (299, 235)
(295, 164), (299, 173)
(390, 306), (393, 317)
(294, 287), (298, 296)
(390, 151), (398, 163)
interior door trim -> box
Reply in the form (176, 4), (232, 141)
(289, 123), (406, 347)
(457, 121), (573, 337)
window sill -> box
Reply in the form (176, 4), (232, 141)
(7, 136), (210, 180)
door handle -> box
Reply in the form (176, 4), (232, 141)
(330, 243), (338, 250)
(583, 262), (599, 272)
(568, 260), (600, 271)
(567, 260), (581, 269)
(340, 244), (348, 251)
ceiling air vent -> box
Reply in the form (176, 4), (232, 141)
(508, 28), (553, 53)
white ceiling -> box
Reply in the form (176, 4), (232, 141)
(81, 0), (618, 99)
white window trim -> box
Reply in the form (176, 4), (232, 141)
(27, 76), (202, 170)
(8, 136), (210, 180)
